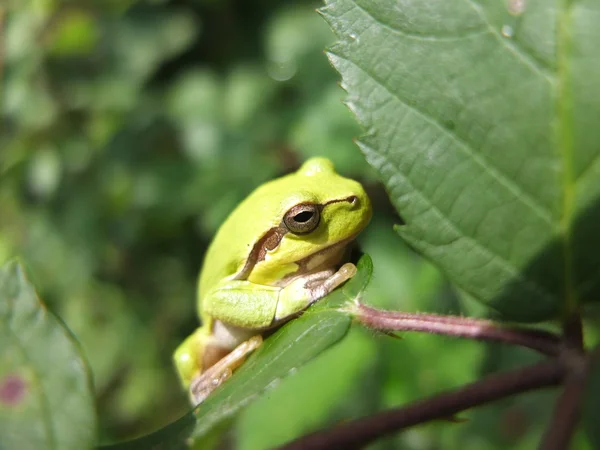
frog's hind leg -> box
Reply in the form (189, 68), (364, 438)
(190, 335), (263, 405)
(173, 327), (213, 389)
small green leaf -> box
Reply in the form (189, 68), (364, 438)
(0, 261), (96, 450)
(342, 252), (373, 300)
(97, 255), (373, 448)
(191, 254), (373, 440)
(322, 0), (600, 321)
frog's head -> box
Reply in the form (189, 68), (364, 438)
(237, 157), (372, 285)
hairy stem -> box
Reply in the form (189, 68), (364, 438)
(347, 303), (562, 356)
(279, 359), (565, 450)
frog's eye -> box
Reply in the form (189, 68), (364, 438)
(283, 203), (320, 234)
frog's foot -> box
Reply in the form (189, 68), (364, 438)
(274, 263), (357, 322)
(305, 262), (357, 300)
(189, 335), (263, 405)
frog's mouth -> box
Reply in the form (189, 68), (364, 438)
(296, 235), (354, 270)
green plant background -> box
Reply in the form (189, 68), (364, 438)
(1, 0), (596, 449)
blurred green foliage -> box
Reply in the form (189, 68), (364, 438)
(0, 0), (581, 449)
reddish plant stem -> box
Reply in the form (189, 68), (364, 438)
(540, 312), (587, 450)
(279, 359), (565, 450)
(562, 311), (584, 350)
(539, 369), (589, 450)
(349, 303), (562, 357)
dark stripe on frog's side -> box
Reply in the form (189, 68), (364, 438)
(232, 196), (358, 281)
(233, 225), (288, 281)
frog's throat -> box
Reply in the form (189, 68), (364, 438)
(233, 196), (359, 281)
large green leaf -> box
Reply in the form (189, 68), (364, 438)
(322, 0), (600, 321)
(0, 261), (96, 450)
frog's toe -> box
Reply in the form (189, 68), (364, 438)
(190, 367), (233, 405)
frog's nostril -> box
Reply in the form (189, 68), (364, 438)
(348, 196), (359, 206)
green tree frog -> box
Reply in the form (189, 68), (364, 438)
(173, 157), (372, 404)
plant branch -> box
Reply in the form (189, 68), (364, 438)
(539, 368), (589, 450)
(279, 359), (565, 450)
(539, 312), (588, 449)
(562, 311), (584, 350)
(347, 302), (562, 357)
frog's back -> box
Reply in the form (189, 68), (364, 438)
(198, 172), (304, 297)
(197, 198), (274, 295)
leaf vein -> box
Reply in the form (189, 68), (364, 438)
(464, 0), (555, 80)
(351, 1), (488, 42)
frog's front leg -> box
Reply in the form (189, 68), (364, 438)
(203, 262), (357, 328)
(275, 262), (357, 321)
(178, 263), (357, 404)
